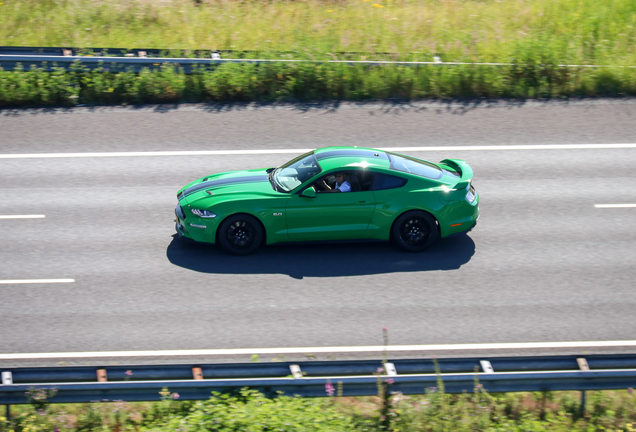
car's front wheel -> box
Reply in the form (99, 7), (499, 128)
(217, 214), (264, 255)
(391, 211), (439, 252)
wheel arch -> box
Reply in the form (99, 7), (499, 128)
(389, 209), (442, 252)
(215, 212), (267, 247)
(389, 208), (441, 238)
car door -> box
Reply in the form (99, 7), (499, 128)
(285, 179), (376, 241)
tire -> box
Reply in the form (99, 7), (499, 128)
(391, 211), (440, 252)
(217, 214), (264, 255)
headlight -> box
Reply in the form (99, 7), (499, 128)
(191, 208), (217, 218)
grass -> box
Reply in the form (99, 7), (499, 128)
(1, 0), (636, 65)
(3, 388), (636, 432)
(1, 0), (635, 106)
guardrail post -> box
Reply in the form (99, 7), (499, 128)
(577, 358), (590, 417)
(580, 391), (587, 416)
(5, 404), (10, 422)
(480, 360), (495, 373)
(289, 365), (303, 379)
(384, 363), (397, 376)
(97, 369), (107, 382)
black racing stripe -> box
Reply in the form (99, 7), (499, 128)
(183, 175), (268, 197)
(316, 149), (389, 161)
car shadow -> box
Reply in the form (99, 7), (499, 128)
(166, 235), (475, 279)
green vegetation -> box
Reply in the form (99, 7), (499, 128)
(1, 0), (635, 105)
(3, 387), (636, 432)
(2, 0), (636, 65)
(2, 61), (636, 107)
(0, 59), (634, 106)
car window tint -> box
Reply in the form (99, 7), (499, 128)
(312, 171), (364, 192)
(387, 153), (442, 180)
(345, 171), (364, 192)
(371, 173), (408, 191)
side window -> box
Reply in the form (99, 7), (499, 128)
(313, 171), (369, 192)
(371, 173), (408, 191)
(346, 171), (363, 192)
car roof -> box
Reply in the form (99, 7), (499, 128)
(314, 146), (391, 171)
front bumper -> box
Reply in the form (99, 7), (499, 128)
(175, 203), (218, 244)
(175, 204), (191, 238)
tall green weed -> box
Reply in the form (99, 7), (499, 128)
(137, 389), (355, 432)
(4, 388), (636, 432)
(2, 62), (636, 107)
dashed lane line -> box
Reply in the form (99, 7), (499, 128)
(595, 204), (636, 208)
(0, 279), (75, 284)
(0, 215), (45, 219)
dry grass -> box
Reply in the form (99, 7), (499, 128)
(1, 0), (636, 64)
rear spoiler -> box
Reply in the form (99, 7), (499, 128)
(440, 158), (473, 189)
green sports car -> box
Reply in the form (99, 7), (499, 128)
(175, 146), (479, 255)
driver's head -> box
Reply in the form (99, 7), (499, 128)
(334, 172), (348, 185)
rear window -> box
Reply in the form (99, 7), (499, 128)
(387, 153), (442, 180)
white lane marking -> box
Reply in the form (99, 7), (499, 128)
(595, 204), (636, 208)
(1, 143), (636, 159)
(384, 144), (636, 151)
(0, 215), (45, 219)
(0, 149), (308, 159)
(2, 340), (636, 359)
(0, 279), (75, 284)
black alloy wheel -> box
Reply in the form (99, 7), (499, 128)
(218, 214), (264, 255)
(391, 211), (440, 252)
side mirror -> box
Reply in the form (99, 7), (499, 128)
(301, 187), (317, 198)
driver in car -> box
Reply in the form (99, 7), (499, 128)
(317, 172), (351, 193)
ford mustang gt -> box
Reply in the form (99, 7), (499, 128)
(175, 146), (479, 255)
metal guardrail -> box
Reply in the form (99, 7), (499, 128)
(0, 45), (453, 72)
(4, 355), (636, 383)
(0, 55), (505, 73)
(2, 370), (636, 404)
(0, 45), (390, 58)
(2, 354), (636, 404)
(1, 46), (634, 72)
(0, 46), (220, 57)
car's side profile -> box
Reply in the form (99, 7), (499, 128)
(175, 146), (479, 255)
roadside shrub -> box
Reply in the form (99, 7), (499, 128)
(140, 388), (355, 432)
(0, 65), (79, 107)
(2, 61), (636, 108)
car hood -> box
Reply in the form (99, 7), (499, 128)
(177, 169), (276, 204)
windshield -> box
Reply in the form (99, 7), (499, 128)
(273, 151), (322, 192)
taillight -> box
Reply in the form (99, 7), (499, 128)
(465, 185), (477, 203)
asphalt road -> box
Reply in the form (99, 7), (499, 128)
(1, 100), (636, 366)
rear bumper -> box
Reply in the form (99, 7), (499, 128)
(465, 212), (480, 234)
(442, 200), (480, 237)
(445, 215), (479, 238)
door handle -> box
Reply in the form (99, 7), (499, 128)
(357, 200), (366, 203)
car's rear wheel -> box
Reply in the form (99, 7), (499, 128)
(391, 211), (439, 252)
(217, 214), (263, 255)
